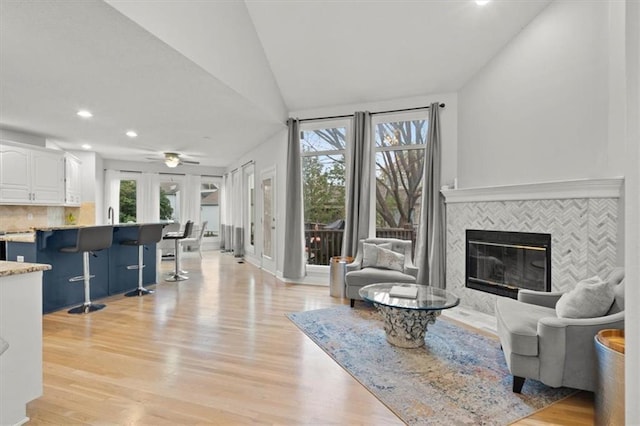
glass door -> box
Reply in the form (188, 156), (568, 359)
(261, 167), (276, 273)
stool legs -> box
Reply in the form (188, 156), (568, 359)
(165, 239), (188, 281)
(125, 245), (154, 297)
(68, 251), (105, 314)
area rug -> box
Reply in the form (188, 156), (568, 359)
(287, 306), (576, 425)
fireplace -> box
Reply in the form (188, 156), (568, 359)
(465, 230), (551, 299)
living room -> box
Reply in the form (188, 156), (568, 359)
(0, 0), (638, 424)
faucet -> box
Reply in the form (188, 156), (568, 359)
(107, 207), (114, 225)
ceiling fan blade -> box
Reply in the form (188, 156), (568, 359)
(181, 159), (200, 165)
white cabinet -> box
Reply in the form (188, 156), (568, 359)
(0, 142), (65, 205)
(64, 153), (81, 206)
(0, 269), (45, 425)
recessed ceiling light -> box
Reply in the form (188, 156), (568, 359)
(126, 130), (138, 138)
(475, 0), (490, 5)
(81, 144), (92, 150)
(77, 110), (93, 118)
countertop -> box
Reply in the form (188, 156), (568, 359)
(0, 232), (35, 243)
(0, 223), (167, 242)
(0, 260), (51, 277)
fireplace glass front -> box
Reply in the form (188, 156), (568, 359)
(465, 230), (551, 299)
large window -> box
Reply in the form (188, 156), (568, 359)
(119, 179), (137, 223)
(159, 179), (182, 223)
(300, 120), (349, 265)
(297, 113), (427, 265)
(373, 112), (428, 248)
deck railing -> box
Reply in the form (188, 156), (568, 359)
(305, 227), (416, 265)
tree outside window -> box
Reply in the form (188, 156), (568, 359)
(374, 118), (427, 247)
(119, 180), (137, 223)
(119, 179), (174, 223)
(301, 125), (347, 265)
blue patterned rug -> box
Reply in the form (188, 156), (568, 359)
(287, 305), (576, 425)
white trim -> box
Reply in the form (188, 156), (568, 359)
(441, 177), (624, 203)
(276, 269), (329, 286)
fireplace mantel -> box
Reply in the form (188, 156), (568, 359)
(441, 177), (623, 204)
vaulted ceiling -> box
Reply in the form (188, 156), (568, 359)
(0, 0), (551, 168)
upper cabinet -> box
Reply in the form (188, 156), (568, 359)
(64, 153), (82, 206)
(0, 142), (65, 205)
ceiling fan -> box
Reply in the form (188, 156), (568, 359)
(148, 152), (201, 168)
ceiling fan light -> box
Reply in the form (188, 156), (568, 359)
(164, 153), (181, 168)
(165, 157), (180, 168)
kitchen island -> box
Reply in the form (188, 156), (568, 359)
(0, 260), (50, 425)
(2, 224), (161, 313)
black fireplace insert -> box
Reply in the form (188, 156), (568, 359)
(465, 229), (551, 299)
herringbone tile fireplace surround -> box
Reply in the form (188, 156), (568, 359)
(443, 178), (622, 315)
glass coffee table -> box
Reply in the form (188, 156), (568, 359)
(359, 283), (460, 348)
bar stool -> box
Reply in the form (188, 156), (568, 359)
(163, 220), (194, 282)
(60, 225), (113, 314)
(120, 223), (164, 297)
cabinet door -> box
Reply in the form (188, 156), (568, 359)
(64, 155), (81, 206)
(0, 144), (31, 203)
(31, 150), (64, 204)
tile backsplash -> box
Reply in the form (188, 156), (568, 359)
(0, 205), (88, 232)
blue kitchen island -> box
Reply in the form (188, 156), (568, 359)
(3, 224), (162, 313)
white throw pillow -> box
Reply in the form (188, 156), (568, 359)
(556, 276), (615, 319)
(362, 242), (391, 268)
(374, 246), (405, 272)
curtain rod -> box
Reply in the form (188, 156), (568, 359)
(296, 103), (445, 123)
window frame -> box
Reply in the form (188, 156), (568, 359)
(369, 110), (429, 237)
(299, 117), (352, 269)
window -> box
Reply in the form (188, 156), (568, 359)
(159, 179), (182, 223)
(119, 179), (137, 223)
(300, 120), (349, 265)
(372, 112), (428, 248)
(200, 180), (220, 237)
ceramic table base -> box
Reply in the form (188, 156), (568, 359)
(374, 304), (440, 348)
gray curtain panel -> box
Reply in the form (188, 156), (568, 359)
(415, 103), (446, 288)
(283, 118), (306, 279)
(220, 224), (226, 250)
(342, 111), (372, 257)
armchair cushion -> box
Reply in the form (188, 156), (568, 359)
(346, 267), (416, 287)
(609, 280), (625, 313)
(362, 242), (392, 268)
(555, 276), (614, 319)
(496, 297), (556, 356)
(373, 246), (405, 272)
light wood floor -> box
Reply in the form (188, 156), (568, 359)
(27, 251), (594, 425)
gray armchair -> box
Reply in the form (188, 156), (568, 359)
(495, 268), (625, 393)
(345, 238), (418, 307)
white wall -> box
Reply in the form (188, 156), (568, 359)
(458, 0), (623, 188)
(624, 0), (640, 420)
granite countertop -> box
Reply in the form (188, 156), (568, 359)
(31, 222), (164, 232)
(0, 223), (168, 241)
(0, 232), (36, 243)
(0, 260), (51, 277)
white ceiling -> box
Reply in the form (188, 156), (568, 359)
(0, 0), (551, 169)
